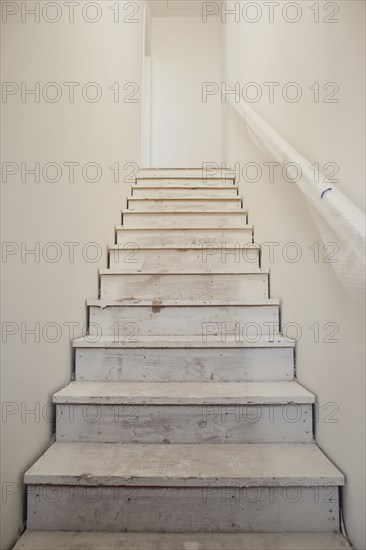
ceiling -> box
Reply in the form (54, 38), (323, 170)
(151, 0), (218, 17)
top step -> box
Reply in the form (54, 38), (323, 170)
(137, 168), (235, 180)
(136, 169), (235, 187)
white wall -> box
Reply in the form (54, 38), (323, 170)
(0, 2), (149, 548)
(221, 2), (365, 548)
(150, 17), (222, 167)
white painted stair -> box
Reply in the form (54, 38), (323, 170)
(127, 197), (243, 211)
(54, 381), (314, 444)
(74, 335), (296, 383)
(109, 244), (260, 271)
(17, 168), (349, 550)
(25, 442), (343, 533)
(132, 185), (240, 198)
(115, 225), (254, 247)
(121, 210), (248, 228)
(99, 271), (269, 301)
(87, 299), (280, 336)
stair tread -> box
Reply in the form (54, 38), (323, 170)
(122, 210), (246, 214)
(137, 167), (233, 171)
(24, 442), (344, 487)
(136, 175), (235, 181)
(54, 381), (314, 404)
(137, 176), (235, 181)
(87, 298), (278, 306)
(128, 197), (241, 201)
(132, 185), (239, 189)
(73, 334), (295, 348)
(138, 181), (226, 184)
(135, 182), (236, 187)
(100, 269), (268, 275)
(116, 225), (253, 230)
(13, 531), (351, 550)
(110, 244), (259, 250)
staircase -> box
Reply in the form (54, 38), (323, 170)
(14, 169), (350, 549)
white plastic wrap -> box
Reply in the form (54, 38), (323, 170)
(228, 92), (366, 304)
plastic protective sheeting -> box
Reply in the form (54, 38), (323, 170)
(228, 91), (366, 305)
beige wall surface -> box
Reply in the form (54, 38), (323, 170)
(1, 2), (149, 548)
(220, 2), (365, 548)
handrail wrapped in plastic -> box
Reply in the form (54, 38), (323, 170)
(227, 88), (365, 305)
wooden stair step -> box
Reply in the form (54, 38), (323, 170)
(53, 381), (314, 405)
(131, 185), (240, 198)
(25, 442), (343, 487)
(116, 226), (254, 247)
(121, 210), (248, 228)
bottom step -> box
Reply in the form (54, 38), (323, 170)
(24, 443), (343, 533)
(13, 531), (351, 550)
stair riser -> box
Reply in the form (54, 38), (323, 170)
(100, 274), (269, 301)
(109, 248), (260, 272)
(127, 200), (242, 212)
(132, 188), (239, 198)
(89, 305), (279, 337)
(55, 404), (313, 444)
(75, 348), (294, 383)
(116, 229), (253, 248)
(27, 486), (340, 532)
(122, 212), (247, 228)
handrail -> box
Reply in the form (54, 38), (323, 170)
(227, 86), (365, 304)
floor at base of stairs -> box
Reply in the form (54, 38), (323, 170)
(13, 531), (351, 549)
